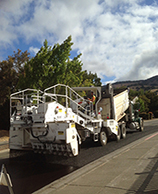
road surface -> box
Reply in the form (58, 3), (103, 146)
(0, 119), (157, 194)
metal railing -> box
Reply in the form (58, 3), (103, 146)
(10, 89), (44, 117)
(44, 84), (93, 120)
(10, 84), (96, 122)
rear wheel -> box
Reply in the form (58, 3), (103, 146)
(121, 124), (126, 139)
(100, 130), (107, 146)
(116, 126), (121, 141)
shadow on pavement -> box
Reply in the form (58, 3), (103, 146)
(127, 153), (158, 194)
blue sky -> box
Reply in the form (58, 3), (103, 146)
(1, 0), (158, 84)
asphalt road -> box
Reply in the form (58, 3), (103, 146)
(0, 119), (158, 194)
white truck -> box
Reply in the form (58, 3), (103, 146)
(9, 84), (143, 157)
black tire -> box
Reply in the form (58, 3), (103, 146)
(100, 130), (107, 146)
(116, 126), (121, 141)
(139, 119), (144, 132)
(121, 124), (126, 139)
(78, 138), (81, 153)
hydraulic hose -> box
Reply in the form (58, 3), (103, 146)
(30, 125), (49, 143)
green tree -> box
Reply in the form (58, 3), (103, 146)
(0, 49), (30, 130)
(129, 89), (138, 100)
(18, 36), (102, 90)
(82, 70), (102, 86)
(0, 49), (30, 105)
(145, 91), (158, 115)
(134, 98), (146, 113)
(18, 36), (86, 90)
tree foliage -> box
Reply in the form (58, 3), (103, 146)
(0, 49), (30, 130)
(0, 49), (30, 105)
(82, 71), (101, 86)
(145, 91), (158, 113)
(129, 88), (158, 116)
(18, 36), (101, 90)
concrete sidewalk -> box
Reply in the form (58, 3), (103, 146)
(34, 132), (158, 194)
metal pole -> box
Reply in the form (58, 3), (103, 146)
(1, 164), (14, 194)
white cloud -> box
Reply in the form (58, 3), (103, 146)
(1, 0), (158, 82)
(0, 0), (32, 47)
(120, 48), (158, 81)
(29, 46), (39, 55)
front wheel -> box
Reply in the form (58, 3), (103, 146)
(99, 130), (107, 146)
(139, 119), (144, 132)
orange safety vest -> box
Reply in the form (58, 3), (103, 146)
(92, 95), (96, 105)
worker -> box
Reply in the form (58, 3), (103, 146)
(88, 91), (96, 111)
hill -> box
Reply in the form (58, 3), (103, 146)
(113, 75), (158, 91)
